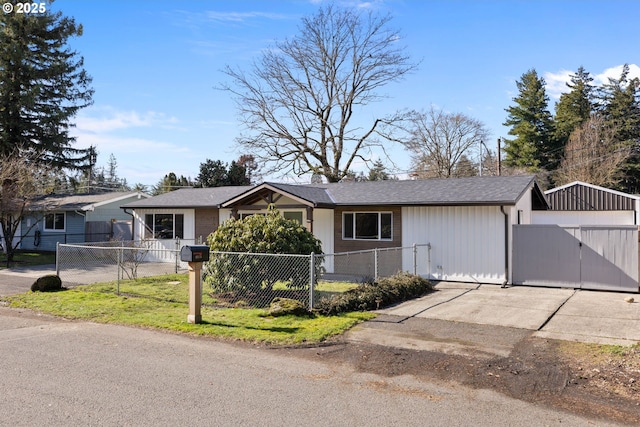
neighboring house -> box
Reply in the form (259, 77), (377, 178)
(532, 181), (640, 225)
(20, 192), (150, 251)
(123, 176), (548, 284)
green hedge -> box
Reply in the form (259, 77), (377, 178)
(314, 272), (433, 315)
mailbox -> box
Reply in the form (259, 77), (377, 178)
(180, 245), (210, 263)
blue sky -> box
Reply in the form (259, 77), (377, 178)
(52, 0), (640, 188)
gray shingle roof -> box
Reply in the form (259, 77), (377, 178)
(122, 186), (253, 208)
(320, 175), (539, 206)
(126, 176), (545, 210)
(30, 192), (146, 211)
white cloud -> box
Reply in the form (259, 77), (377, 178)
(75, 107), (179, 133)
(70, 107), (195, 186)
(545, 64), (640, 100)
(594, 64), (640, 86)
(543, 69), (573, 100)
(204, 11), (289, 22)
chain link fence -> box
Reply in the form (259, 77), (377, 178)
(56, 239), (195, 287)
(56, 242), (432, 309)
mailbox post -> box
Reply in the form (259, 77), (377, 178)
(180, 245), (210, 324)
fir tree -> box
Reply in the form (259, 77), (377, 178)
(503, 69), (556, 171)
(553, 66), (595, 149)
(596, 64), (640, 192)
(0, 5), (94, 169)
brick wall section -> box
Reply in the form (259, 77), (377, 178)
(194, 208), (219, 243)
(333, 206), (402, 253)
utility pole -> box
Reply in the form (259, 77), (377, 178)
(479, 140), (483, 176)
(497, 138), (502, 176)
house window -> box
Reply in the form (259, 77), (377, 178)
(283, 211), (303, 225)
(343, 212), (392, 240)
(44, 213), (65, 231)
(144, 213), (184, 239)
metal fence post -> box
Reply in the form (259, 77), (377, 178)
(309, 252), (315, 310)
(374, 248), (379, 281)
(427, 242), (432, 279)
(175, 237), (180, 274)
(413, 243), (417, 275)
(55, 242), (60, 276)
(117, 243), (123, 295)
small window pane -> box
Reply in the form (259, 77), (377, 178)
(144, 214), (154, 239)
(381, 213), (392, 239)
(44, 213), (64, 230)
(45, 214), (54, 230)
(355, 213), (378, 239)
(343, 213), (354, 239)
(54, 213), (64, 230)
(283, 211), (303, 225)
(155, 213), (174, 239)
(175, 214), (184, 239)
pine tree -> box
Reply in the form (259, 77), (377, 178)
(503, 69), (556, 171)
(596, 64), (640, 192)
(367, 160), (391, 181)
(0, 4), (94, 168)
(553, 66), (595, 150)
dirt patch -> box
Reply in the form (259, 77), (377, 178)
(282, 337), (640, 425)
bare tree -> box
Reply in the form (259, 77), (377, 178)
(220, 4), (418, 182)
(403, 108), (490, 179)
(554, 113), (630, 187)
(0, 153), (53, 265)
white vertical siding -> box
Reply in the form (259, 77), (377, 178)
(313, 208), (334, 253)
(402, 206), (506, 284)
(313, 208), (334, 273)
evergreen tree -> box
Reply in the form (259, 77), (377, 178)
(596, 64), (640, 192)
(367, 160), (392, 181)
(0, 4), (94, 168)
(452, 155), (477, 178)
(226, 161), (250, 186)
(196, 158), (251, 187)
(553, 66), (595, 150)
(503, 69), (556, 171)
(153, 173), (192, 195)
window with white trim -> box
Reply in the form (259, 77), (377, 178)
(144, 213), (184, 239)
(343, 212), (392, 240)
(44, 212), (65, 231)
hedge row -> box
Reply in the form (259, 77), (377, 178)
(314, 272), (433, 315)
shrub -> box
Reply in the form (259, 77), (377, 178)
(31, 274), (63, 292)
(204, 205), (323, 294)
(267, 297), (312, 317)
(314, 272), (433, 315)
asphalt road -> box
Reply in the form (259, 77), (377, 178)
(0, 308), (622, 427)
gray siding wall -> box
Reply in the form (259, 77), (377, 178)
(548, 184), (636, 211)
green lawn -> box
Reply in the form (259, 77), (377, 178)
(0, 251), (56, 269)
(3, 274), (374, 345)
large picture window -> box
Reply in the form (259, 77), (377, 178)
(44, 212), (65, 231)
(144, 213), (184, 239)
(342, 212), (392, 240)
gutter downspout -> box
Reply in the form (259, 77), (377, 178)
(123, 208), (134, 240)
(500, 206), (509, 287)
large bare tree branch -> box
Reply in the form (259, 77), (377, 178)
(399, 107), (490, 178)
(554, 113), (630, 187)
(219, 4), (418, 182)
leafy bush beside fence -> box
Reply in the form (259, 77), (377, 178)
(204, 206), (323, 302)
(314, 272), (433, 315)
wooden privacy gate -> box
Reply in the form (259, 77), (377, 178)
(512, 225), (639, 292)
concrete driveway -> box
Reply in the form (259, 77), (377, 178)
(358, 282), (640, 348)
